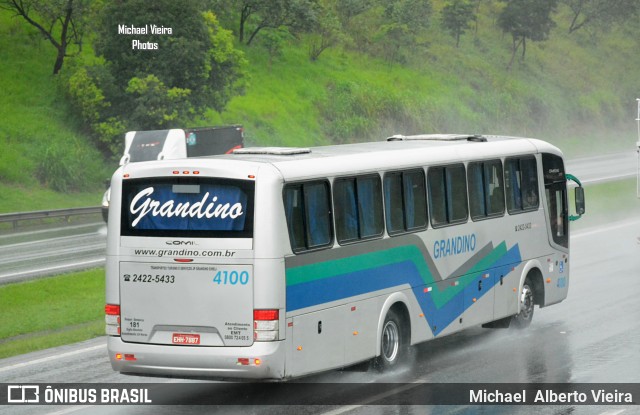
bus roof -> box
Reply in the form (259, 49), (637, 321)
(120, 135), (562, 182)
(222, 135), (562, 181)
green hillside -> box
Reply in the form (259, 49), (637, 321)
(1, 2), (639, 213)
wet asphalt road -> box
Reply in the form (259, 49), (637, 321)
(2, 216), (639, 415)
(0, 222), (106, 284)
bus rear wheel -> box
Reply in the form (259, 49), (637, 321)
(512, 278), (535, 328)
(374, 310), (406, 371)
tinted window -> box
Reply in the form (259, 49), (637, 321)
(128, 130), (169, 162)
(384, 170), (427, 235)
(428, 167), (447, 227)
(334, 175), (384, 244)
(284, 181), (333, 252)
(428, 164), (468, 227)
(505, 156), (539, 214)
(121, 177), (254, 238)
(468, 160), (505, 220)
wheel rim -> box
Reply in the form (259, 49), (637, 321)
(520, 284), (534, 320)
(381, 320), (399, 363)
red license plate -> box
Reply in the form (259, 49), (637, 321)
(172, 333), (201, 345)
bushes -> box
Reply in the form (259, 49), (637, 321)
(36, 142), (106, 193)
(319, 80), (410, 142)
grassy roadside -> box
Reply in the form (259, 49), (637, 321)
(0, 268), (105, 359)
(0, 179), (637, 360)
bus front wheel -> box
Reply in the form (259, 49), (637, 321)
(512, 278), (535, 328)
(374, 310), (406, 371)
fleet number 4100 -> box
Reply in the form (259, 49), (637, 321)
(213, 270), (249, 285)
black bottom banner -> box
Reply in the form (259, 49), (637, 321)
(1, 383), (638, 406)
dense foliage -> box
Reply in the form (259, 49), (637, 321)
(66, 0), (247, 155)
(1, 0), (640, 200)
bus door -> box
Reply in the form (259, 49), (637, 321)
(542, 154), (569, 249)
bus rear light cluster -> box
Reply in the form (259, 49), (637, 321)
(254, 309), (279, 342)
(105, 304), (121, 336)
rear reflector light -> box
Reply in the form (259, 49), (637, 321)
(253, 309), (279, 342)
(237, 358), (262, 366)
(105, 304), (121, 336)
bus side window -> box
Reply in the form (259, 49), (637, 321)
(284, 181), (333, 253)
(486, 160), (505, 216)
(334, 179), (359, 243)
(403, 170), (428, 230)
(520, 157), (539, 210)
(357, 176), (384, 238)
(468, 159), (505, 220)
(384, 173), (405, 234)
(284, 186), (306, 251)
(304, 182), (332, 248)
(468, 163), (486, 219)
(505, 156), (538, 214)
(383, 169), (427, 235)
(428, 164), (467, 227)
(334, 175), (384, 244)
(428, 167), (447, 227)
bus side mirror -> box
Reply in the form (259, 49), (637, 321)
(575, 186), (585, 216)
(566, 173), (584, 221)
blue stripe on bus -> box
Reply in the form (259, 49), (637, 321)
(286, 244), (522, 336)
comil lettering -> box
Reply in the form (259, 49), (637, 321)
(130, 187), (244, 227)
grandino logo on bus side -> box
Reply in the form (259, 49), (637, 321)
(129, 187), (244, 227)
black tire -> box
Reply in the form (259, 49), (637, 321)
(512, 278), (535, 328)
(373, 310), (406, 371)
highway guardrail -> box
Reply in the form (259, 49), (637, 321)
(0, 206), (102, 229)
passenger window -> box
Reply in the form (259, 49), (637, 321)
(428, 164), (468, 227)
(334, 175), (384, 244)
(428, 167), (447, 227)
(505, 156), (539, 214)
(468, 160), (505, 220)
(383, 170), (427, 235)
(283, 181), (333, 253)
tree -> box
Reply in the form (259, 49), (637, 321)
(0, 0), (87, 74)
(376, 0), (433, 62)
(308, 0), (345, 61)
(562, 0), (639, 34)
(233, 0), (319, 46)
(66, 1), (246, 155)
(440, 0), (476, 47)
(498, 0), (558, 68)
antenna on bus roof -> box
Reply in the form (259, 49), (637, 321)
(386, 134), (487, 142)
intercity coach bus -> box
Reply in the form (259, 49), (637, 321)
(105, 134), (585, 379)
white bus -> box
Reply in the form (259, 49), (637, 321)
(105, 134), (585, 379)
